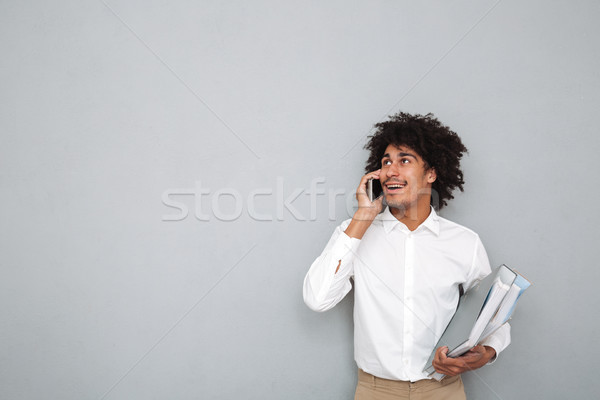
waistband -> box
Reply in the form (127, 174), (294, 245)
(357, 368), (461, 389)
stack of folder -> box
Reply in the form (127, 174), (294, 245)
(423, 264), (531, 380)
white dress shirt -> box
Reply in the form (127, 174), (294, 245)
(303, 207), (510, 381)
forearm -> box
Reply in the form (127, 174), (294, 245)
(305, 171), (380, 311)
(303, 222), (359, 312)
(344, 209), (378, 239)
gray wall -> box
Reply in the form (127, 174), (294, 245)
(1, 1), (598, 399)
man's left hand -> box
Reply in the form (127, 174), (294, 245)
(432, 345), (496, 376)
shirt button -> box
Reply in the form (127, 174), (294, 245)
(403, 359), (409, 365)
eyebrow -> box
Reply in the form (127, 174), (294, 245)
(382, 152), (418, 160)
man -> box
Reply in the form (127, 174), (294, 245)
(303, 112), (510, 400)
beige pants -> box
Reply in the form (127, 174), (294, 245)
(354, 369), (467, 400)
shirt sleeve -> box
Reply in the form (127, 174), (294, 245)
(464, 234), (512, 361)
(302, 219), (361, 312)
(463, 234), (492, 292)
(480, 322), (511, 363)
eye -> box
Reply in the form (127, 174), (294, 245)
(382, 159), (392, 166)
(401, 158), (410, 164)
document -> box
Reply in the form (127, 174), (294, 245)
(423, 264), (529, 380)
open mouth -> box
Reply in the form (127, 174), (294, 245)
(384, 182), (406, 193)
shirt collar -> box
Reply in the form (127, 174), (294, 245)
(381, 206), (440, 236)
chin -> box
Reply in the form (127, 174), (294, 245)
(383, 196), (407, 211)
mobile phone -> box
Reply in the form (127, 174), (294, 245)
(367, 179), (382, 202)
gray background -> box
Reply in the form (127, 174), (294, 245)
(1, 0), (598, 399)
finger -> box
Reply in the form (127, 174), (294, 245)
(465, 345), (482, 354)
(462, 347), (484, 360)
(465, 349), (484, 359)
(357, 177), (370, 195)
(368, 168), (381, 177)
(433, 346), (445, 364)
(441, 357), (464, 367)
(359, 170), (381, 189)
(364, 169), (381, 180)
(433, 346), (450, 370)
(438, 351), (465, 368)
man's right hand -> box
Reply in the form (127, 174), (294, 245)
(344, 170), (384, 239)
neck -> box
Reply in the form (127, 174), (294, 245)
(389, 199), (432, 231)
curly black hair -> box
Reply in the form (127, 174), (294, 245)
(364, 112), (468, 209)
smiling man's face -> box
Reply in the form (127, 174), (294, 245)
(380, 144), (437, 216)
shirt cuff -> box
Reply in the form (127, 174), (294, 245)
(331, 231), (361, 274)
(311, 231), (360, 302)
(482, 345), (499, 364)
(479, 324), (510, 365)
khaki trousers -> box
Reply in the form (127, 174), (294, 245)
(354, 369), (466, 400)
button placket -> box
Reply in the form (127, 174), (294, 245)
(403, 232), (415, 370)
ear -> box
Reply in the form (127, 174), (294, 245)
(427, 168), (437, 183)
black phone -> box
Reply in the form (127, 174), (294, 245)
(367, 179), (383, 202)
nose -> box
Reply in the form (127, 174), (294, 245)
(386, 162), (400, 178)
